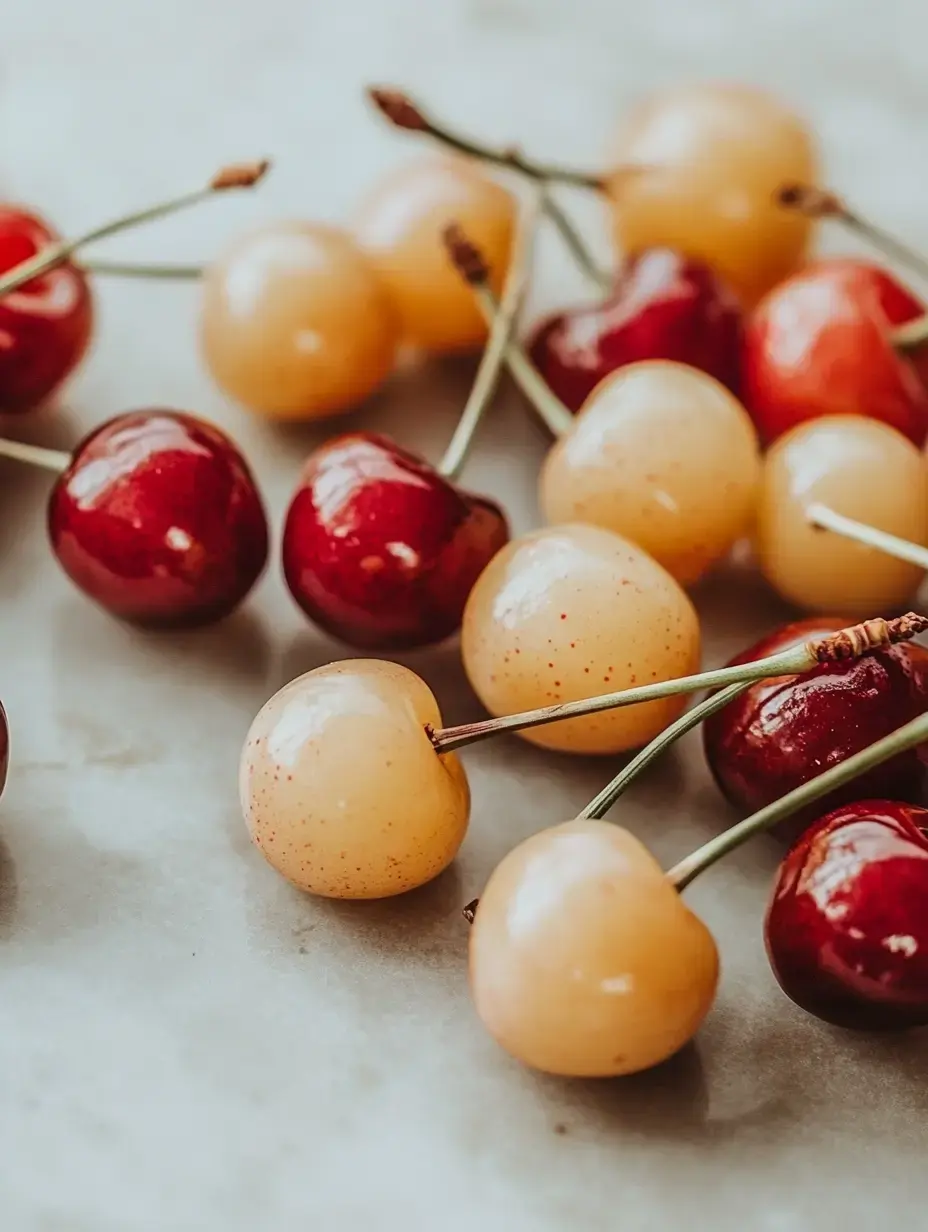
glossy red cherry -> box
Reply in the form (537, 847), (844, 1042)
(743, 258), (928, 446)
(282, 432), (509, 650)
(703, 618), (928, 838)
(766, 800), (928, 1029)
(0, 701), (8, 799)
(48, 410), (269, 626)
(528, 248), (742, 412)
(0, 207), (93, 413)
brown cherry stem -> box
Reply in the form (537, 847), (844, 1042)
(579, 683), (750, 820)
(807, 502), (928, 570)
(80, 258), (204, 280)
(367, 85), (613, 289)
(442, 224), (574, 437)
(0, 438), (69, 473)
(0, 160), (269, 298)
(777, 182), (928, 284)
(429, 613), (928, 754)
(367, 85), (604, 191)
(668, 707), (928, 890)
(437, 186), (543, 480)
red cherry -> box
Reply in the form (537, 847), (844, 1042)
(703, 618), (928, 839)
(0, 701), (8, 800)
(47, 410), (269, 626)
(766, 800), (928, 1029)
(282, 432), (509, 650)
(527, 248), (743, 412)
(0, 208), (93, 413)
(743, 258), (928, 446)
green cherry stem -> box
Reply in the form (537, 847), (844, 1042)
(367, 85), (605, 191)
(0, 160), (268, 299)
(579, 683), (750, 821)
(807, 502), (928, 569)
(437, 186), (543, 481)
(429, 613), (928, 754)
(778, 183), (928, 285)
(0, 438), (69, 473)
(367, 85), (613, 290)
(442, 223), (574, 437)
(80, 258), (204, 280)
(668, 707), (928, 890)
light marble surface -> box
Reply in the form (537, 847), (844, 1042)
(2, 2), (927, 1229)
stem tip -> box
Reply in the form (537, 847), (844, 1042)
(367, 86), (430, 132)
(775, 182), (842, 217)
(210, 160), (271, 191)
(443, 222), (489, 284)
(810, 612), (928, 663)
(462, 898), (479, 924)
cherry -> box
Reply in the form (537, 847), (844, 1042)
(703, 618), (928, 838)
(0, 208), (93, 413)
(743, 258), (928, 446)
(765, 800), (928, 1029)
(34, 409), (269, 626)
(0, 701), (8, 800)
(527, 248), (742, 412)
(282, 432), (509, 650)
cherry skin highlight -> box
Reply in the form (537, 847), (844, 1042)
(703, 618), (928, 840)
(528, 248), (743, 412)
(744, 259), (928, 446)
(282, 432), (509, 650)
(48, 409), (269, 626)
(0, 208), (93, 413)
(766, 800), (928, 1029)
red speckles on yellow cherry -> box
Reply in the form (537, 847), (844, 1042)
(240, 659), (469, 898)
(461, 524), (700, 754)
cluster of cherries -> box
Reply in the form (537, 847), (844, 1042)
(5, 79), (928, 1081)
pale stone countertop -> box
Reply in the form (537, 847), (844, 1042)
(1, 2), (927, 1229)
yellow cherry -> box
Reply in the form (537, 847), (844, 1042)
(201, 221), (398, 421)
(240, 659), (469, 898)
(461, 523), (701, 754)
(608, 83), (818, 306)
(470, 818), (719, 1077)
(354, 155), (516, 354)
(756, 415), (928, 614)
(540, 361), (760, 585)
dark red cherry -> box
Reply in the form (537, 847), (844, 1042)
(0, 208), (93, 413)
(703, 618), (928, 840)
(743, 258), (928, 446)
(766, 800), (928, 1029)
(527, 247), (742, 412)
(48, 410), (269, 626)
(0, 701), (8, 799)
(282, 432), (509, 650)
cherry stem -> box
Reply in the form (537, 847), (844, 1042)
(540, 190), (612, 291)
(0, 160), (268, 299)
(892, 313), (928, 353)
(807, 502), (928, 570)
(668, 706), (928, 890)
(367, 85), (605, 191)
(579, 683), (750, 820)
(437, 187), (543, 480)
(80, 258), (204, 280)
(366, 85), (615, 289)
(778, 183), (928, 284)
(429, 613), (928, 754)
(0, 438), (70, 473)
(442, 224), (574, 437)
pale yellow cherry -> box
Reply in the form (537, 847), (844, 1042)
(540, 361), (760, 585)
(353, 155), (516, 354)
(461, 523), (701, 754)
(470, 819), (719, 1077)
(608, 83), (818, 306)
(756, 415), (928, 614)
(201, 221), (398, 421)
(240, 659), (469, 899)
